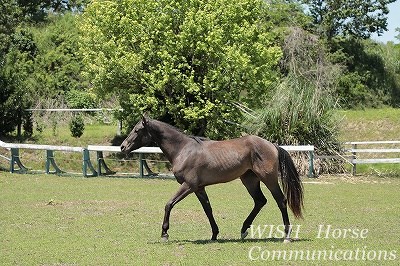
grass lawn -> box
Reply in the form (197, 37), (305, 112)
(338, 107), (400, 141)
(1, 108), (400, 265)
(1, 173), (399, 265)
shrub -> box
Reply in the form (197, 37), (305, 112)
(66, 89), (97, 109)
(243, 28), (341, 150)
(69, 114), (85, 138)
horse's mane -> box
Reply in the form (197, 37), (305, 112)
(191, 135), (209, 144)
(151, 119), (184, 134)
(150, 119), (209, 143)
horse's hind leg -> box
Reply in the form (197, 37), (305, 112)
(262, 176), (292, 243)
(195, 187), (219, 240)
(240, 171), (267, 239)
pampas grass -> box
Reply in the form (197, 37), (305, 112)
(242, 28), (343, 174)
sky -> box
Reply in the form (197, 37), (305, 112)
(372, 0), (400, 43)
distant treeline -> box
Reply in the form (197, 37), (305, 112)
(1, 0), (399, 143)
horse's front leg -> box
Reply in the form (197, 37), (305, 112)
(195, 187), (219, 240)
(161, 182), (193, 241)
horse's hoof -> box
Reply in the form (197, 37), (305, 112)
(241, 230), (248, 239)
(161, 236), (169, 242)
(283, 238), (292, 243)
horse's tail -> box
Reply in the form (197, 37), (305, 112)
(276, 145), (304, 219)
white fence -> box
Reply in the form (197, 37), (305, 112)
(3, 140), (399, 177)
(344, 141), (400, 175)
(0, 140), (315, 178)
(0, 140), (93, 176)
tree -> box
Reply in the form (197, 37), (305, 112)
(1, 0), (92, 136)
(0, 0), (24, 136)
(379, 41), (400, 106)
(302, 0), (396, 40)
(2, 13), (92, 116)
(327, 37), (400, 108)
(300, 0), (400, 108)
(0, 1), (20, 57)
(29, 13), (92, 103)
(79, 0), (283, 138)
(17, 0), (90, 21)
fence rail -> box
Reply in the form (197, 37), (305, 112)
(343, 141), (400, 175)
(86, 145), (163, 177)
(4, 140), (398, 177)
(0, 140), (93, 175)
(1, 140), (315, 178)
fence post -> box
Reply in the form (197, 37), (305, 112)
(96, 151), (115, 176)
(10, 148), (16, 173)
(352, 143), (357, 176)
(308, 150), (314, 178)
(82, 149), (97, 177)
(139, 153), (144, 178)
(96, 151), (103, 176)
(10, 148), (28, 173)
(45, 150), (63, 174)
(117, 120), (122, 136)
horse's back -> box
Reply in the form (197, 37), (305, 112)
(198, 135), (278, 174)
(199, 135), (277, 159)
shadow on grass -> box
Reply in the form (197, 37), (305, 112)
(93, 173), (175, 179)
(0, 168), (176, 179)
(150, 237), (312, 245)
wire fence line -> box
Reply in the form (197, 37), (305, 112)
(24, 108), (123, 136)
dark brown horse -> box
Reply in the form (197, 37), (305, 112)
(121, 116), (303, 242)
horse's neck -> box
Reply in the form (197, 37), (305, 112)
(150, 120), (189, 163)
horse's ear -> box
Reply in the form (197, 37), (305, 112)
(142, 113), (150, 126)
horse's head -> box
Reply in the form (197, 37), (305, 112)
(121, 115), (152, 154)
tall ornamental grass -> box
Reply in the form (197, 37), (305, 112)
(242, 28), (343, 174)
(244, 75), (340, 153)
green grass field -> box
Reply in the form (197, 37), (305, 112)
(338, 108), (400, 175)
(1, 108), (400, 265)
(338, 108), (400, 141)
(1, 173), (399, 265)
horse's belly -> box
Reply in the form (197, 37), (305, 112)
(199, 151), (250, 183)
(173, 146), (251, 186)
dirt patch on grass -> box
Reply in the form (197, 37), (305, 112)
(35, 199), (139, 216)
